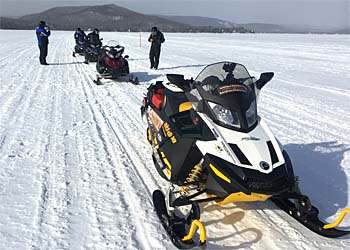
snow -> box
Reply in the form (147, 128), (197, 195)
(0, 30), (349, 249)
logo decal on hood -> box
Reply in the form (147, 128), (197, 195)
(259, 161), (270, 170)
(242, 136), (260, 141)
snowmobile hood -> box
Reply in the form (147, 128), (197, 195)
(196, 114), (285, 174)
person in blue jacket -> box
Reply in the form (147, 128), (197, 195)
(36, 21), (51, 65)
(74, 28), (86, 44)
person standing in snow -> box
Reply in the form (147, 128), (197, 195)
(148, 26), (165, 69)
(74, 27), (87, 44)
(35, 21), (51, 65)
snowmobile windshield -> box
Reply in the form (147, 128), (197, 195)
(104, 40), (124, 58)
(106, 40), (119, 47)
(194, 62), (258, 131)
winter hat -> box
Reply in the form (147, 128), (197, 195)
(39, 21), (46, 27)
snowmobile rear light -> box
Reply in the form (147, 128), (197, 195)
(208, 102), (240, 128)
(105, 57), (123, 69)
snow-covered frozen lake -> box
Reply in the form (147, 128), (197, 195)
(0, 30), (349, 249)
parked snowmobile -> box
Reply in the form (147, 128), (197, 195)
(85, 43), (101, 62)
(93, 41), (138, 85)
(72, 40), (85, 57)
(141, 61), (350, 249)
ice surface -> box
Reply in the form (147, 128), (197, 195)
(0, 30), (349, 249)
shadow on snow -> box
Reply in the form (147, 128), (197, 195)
(158, 64), (206, 70)
(48, 61), (86, 65)
(284, 141), (349, 219)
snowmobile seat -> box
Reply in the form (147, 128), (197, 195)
(151, 88), (164, 110)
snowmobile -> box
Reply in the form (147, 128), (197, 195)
(85, 42), (101, 62)
(141, 61), (350, 249)
(72, 40), (85, 57)
(93, 41), (138, 85)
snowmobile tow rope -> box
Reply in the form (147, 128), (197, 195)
(323, 208), (350, 229)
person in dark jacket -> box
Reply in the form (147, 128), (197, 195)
(84, 28), (102, 63)
(35, 21), (51, 65)
(148, 27), (165, 69)
(86, 28), (102, 46)
(74, 28), (87, 44)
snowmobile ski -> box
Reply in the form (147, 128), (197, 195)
(271, 198), (350, 238)
(128, 74), (139, 85)
(153, 190), (206, 249)
(92, 74), (139, 86)
(93, 76), (103, 85)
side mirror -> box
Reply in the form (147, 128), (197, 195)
(255, 72), (274, 89)
(100, 38), (104, 41)
(124, 55), (129, 59)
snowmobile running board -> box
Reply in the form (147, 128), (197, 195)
(271, 198), (350, 238)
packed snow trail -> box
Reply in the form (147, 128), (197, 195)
(0, 30), (349, 250)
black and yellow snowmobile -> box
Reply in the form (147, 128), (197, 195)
(141, 62), (350, 249)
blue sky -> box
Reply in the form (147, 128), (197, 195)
(1, 0), (349, 28)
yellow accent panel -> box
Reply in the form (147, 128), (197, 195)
(147, 128), (152, 142)
(323, 208), (350, 229)
(216, 192), (271, 206)
(165, 168), (171, 178)
(163, 157), (172, 170)
(179, 102), (192, 112)
(209, 164), (231, 183)
(182, 219), (206, 243)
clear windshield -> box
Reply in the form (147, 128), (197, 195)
(106, 40), (120, 47)
(195, 62), (254, 95)
(193, 62), (258, 131)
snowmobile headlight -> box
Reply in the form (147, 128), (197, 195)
(208, 102), (240, 128)
(246, 100), (257, 127)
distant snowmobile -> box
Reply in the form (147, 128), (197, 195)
(141, 61), (350, 249)
(93, 41), (138, 85)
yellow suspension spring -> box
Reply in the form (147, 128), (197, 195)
(181, 165), (203, 194)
